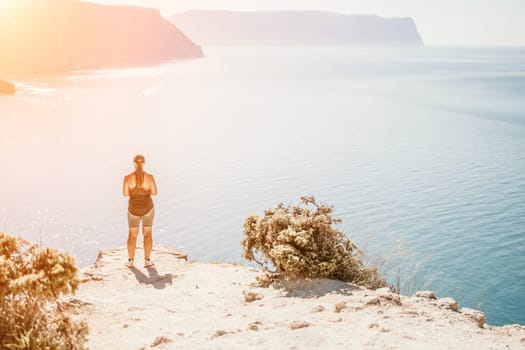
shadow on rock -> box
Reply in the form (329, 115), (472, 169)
(130, 267), (174, 289)
(276, 278), (357, 298)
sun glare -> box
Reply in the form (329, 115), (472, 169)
(0, 0), (31, 18)
(0, 0), (12, 10)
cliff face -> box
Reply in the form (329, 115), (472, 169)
(170, 10), (424, 46)
(0, 0), (203, 74)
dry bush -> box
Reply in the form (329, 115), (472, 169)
(241, 196), (386, 288)
(0, 232), (88, 350)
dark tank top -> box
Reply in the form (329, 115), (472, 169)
(128, 184), (154, 216)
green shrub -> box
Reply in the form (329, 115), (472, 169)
(0, 232), (88, 350)
(241, 196), (386, 288)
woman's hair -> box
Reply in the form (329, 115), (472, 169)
(134, 154), (145, 186)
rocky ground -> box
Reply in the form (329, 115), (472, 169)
(64, 244), (525, 350)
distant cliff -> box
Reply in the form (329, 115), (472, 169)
(170, 10), (424, 46)
(0, 0), (203, 74)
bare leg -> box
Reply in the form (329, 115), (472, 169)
(127, 227), (139, 260)
(143, 226), (153, 260)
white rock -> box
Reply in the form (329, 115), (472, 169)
(460, 307), (486, 328)
(363, 296), (380, 305)
(375, 287), (392, 294)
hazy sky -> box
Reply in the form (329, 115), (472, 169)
(92, 0), (525, 46)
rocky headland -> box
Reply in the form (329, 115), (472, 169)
(0, 0), (203, 74)
(65, 244), (525, 349)
(0, 80), (15, 94)
(170, 10), (424, 46)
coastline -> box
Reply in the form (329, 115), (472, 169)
(66, 244), (525, 349)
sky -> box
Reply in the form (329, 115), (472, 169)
(90, 0), (525, 46)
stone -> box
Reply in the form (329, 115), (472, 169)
(290, 321), (310, 330)
(416, 291), (436, 299)
(363, 296), (381, 305)
(150, 336), (172, 347)
(243, 291), (263, 302)
(334, 301), (347, 312)
(248, 321), (262, 331)
(403, 310), (419, 316)
(81, 271), (104, 282)
(460, 308), (486, 328)
(436, 297), (458, 312)
(311, 305), (325, 312)
(213, 330), (228, 338)
(380, 293), (402, 305)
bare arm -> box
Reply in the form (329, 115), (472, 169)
(149, 174), (158, 196)
(123, 176), (129, 197)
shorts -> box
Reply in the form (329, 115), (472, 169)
(127, 208), (155, 228)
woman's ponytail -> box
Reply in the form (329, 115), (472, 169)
(134, 154), (145, 186)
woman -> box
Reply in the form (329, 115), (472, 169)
(123, 154), (158, 268)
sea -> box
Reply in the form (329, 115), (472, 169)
(0, 46), (524, 326)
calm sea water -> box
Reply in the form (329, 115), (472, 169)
(1, 46), (524, 326)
